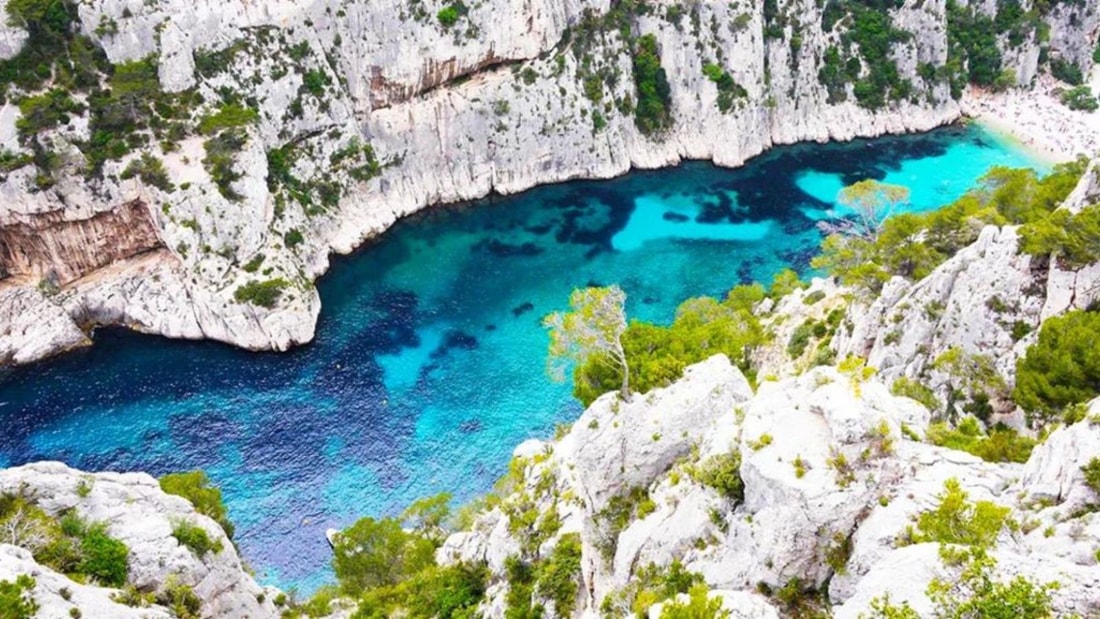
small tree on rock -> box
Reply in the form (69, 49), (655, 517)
(544, 286), (631, 401)
(825, 179), (911, 241)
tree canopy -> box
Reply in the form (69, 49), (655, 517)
(1014, 309), (1100, 424)
(545, 286), (631, 401)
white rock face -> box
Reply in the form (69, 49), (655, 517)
(434, 350), (1100, 618)
(0, 462), (281, 619)
(0, 544), (172, 619)
(837, 225), (1044, 390)
(1, 0), (1095, 365)
(0, 284), (90, 365)
(833, 163), (1100, 415)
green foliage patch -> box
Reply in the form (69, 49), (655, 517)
(689, 450), (744, 503)
(901, 478), (1010, 548)
(121, 153), (174, 191)
(234, 278), (289, 309)
(159, 471), (235, 539)
(1019, 204), (1100, 269)
(1014, 309), (1100, 424)
(171, 520), (223, 557)
(813, 160), (1087, 293)
(601, 560), (704, 617)
(573, 287), (767, 406)
(197, 102), (259, 135)
(632, 34), (672, 135)
(926, 417), (1037, 463)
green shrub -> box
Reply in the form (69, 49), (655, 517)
(172, 520), (223, 557)
(632, 34), (672, 135)
(301, 70), (329, 97)
(0, 575), (38, 619)
(120, 153), (174, 191)
(197, 103), (259, 135)
(234, 278), (289, 308)
(437, 5), (460, 27)
(535, 533), (582, 617)
(572, 289), (766, 406)
(701, 63), (747, 113)
(802, 290), (827, 305)
(926, 417), (1037, 463)
(890, 377), (941, 413)
(812, 159), (1086, 294)
(157, 577), (201, 619)
(111, 584), (155, 608)
(332, 517), (435, 596)
(1014, 309), (1100, 424)
(1050, 57), (1083, 85)
(595, 487), (655, 562)
(603, 560), (704, 618)
(16, 88), (83, 138)
(1081, 457), (1100, 497)
(284, 229), (304, 248)
(1061, 85), (1099, 112)
(903, 478), (1009, 548)
(660, 583), (729, 618)
(690, 451), (744, 503)
(502, 556), (541, 618)
(203, 129), (248, 201)
(946, 1), (1002, 95)
(79, 525), (129, 587)
(242, 254), (264, 273)
(869, 551), (1055, 619)
(1019, 204), (1100, 269)
(159, 471), (235, 539)
(787, 320), (816, 359)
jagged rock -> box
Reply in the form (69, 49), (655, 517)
(558, 355), (754, 514)
(837, 225), (1045, 392)
(0, 285), (90, 365)
(687, 367), (934, 592)
(434, 354), (1100, 618)
(0, 462), (280, 619)
(1015, 403), (1100, 510)
(0, 544), (172, 619)
(833, 544), (1100, 618)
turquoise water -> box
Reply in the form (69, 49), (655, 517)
(0, 125), (1042, 592)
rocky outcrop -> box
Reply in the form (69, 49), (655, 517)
(436, 356), (1100, 618)
(0, 285), (90, 365)
(0, 199), (161, 285)
(0, 545), (172, 619)
(836, 225), (1045, 388)
(0, 462), (281, 619)
(0, 0), (1096, 365)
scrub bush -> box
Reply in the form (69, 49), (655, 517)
(159, 471), (235, 539)
(171, 520), (223, 557)
(632, 34), (672, 135)
(1014, 309), (1100, 424)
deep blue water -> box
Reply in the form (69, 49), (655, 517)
(0, 124), (1042, 592)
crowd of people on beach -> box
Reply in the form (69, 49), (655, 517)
(965, 73), (1100, 162)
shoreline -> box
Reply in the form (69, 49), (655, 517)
(962, 77), (1100, 166)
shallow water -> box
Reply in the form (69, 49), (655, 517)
(0, 124), (1043, 592)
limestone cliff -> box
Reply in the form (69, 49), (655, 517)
(0, 462), (281, 619)
(0, 0), (1096, 365)
(434, 355), (1100, 617)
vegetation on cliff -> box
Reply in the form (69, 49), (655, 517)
(813, 158), (1088, 294)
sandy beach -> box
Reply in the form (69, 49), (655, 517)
(962, 71), (1100, 165)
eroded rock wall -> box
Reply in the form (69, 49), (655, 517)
(0, 199), (161, 285)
